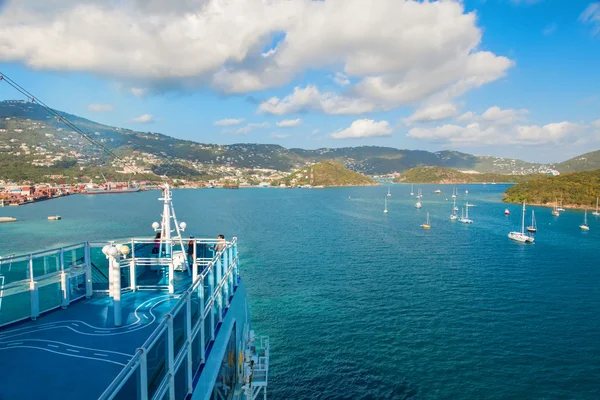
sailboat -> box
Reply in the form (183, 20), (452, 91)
(509, 202), (534, 243)
(452, 188), (457, 199)
(434, 189), (441, 194)
(410, 184), (414, 196)
(387, 186), (391, 197)
(557, 195), (565, 212)
(552, 198), (560, 216)
(450, 197), (458, 220)
(458, 203), (473, 224)
(592, 197), (600, 216)
(580, 210), (589, 230)
(526, 210), (537, 233)
(384, 197), (388, 214)
(415, 188), (422, 208)
(421, 212), (431, 229)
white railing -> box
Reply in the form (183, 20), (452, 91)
(98, 238), (240, 400)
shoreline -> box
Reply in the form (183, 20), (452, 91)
(502, 200), (596, 210)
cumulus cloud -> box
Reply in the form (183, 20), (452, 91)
(130, 87), (147, 97)
(580, 3), (600, 37)
(259, 85), (377, 115)
(87, 103), (113, 112)
(333, 72), (350, 86)
(213, 118), (244, 126)
(331, 119), (392, 140)
(407, 120), (580, 146)
(232, 122), (269, 135)
(276, 119), (302, 128)
(131, 114), (154, 123)
(481, 106), (528, 125)
(403, 103), (459, 125)
(0, 0), (512, 110)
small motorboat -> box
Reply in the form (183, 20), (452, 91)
(48, 215), (62, 220)
(505, 208), (510, 215)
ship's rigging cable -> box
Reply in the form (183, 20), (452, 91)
(0, 71), (151, 180)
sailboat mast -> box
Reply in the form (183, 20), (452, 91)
(521, 202), (526, 234)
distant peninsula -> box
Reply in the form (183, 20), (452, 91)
(393, 166), (537, 184)
(274, 161), (376, 187)
(503, 169), (600, 209)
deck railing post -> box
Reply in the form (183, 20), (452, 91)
(84, 242), (92, 298)
(199, 276), (205, 363)
(168, 255), (175, 294)
(167, 315), (175, 399)
(139, 349), (148, 400)
(192, 241), (198, 283)
(110, 255), (122, 327)
(60, 247), (65, 271)
(186, 293), (193, 395)
(232, 241), (239, 282)
(216, 257), (223, 323)
(209, 266), (215, 340)
(29, 254), (39, 320)
(130, 239), (137, 292)
(60, 269), (70, 309)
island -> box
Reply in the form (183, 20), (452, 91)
(273, 161), (376, 187)
(393, 166), (536, 184)
(503, 169), (600, 209)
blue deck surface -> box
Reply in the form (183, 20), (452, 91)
(0, 279), (190, 400)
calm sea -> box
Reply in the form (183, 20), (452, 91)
(1, 185), (599, 399)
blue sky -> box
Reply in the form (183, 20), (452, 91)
(0, 0), (598, 163)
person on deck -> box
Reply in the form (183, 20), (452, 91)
(187, 235), (195, 271)
(213, 234), (226, 254)
(152, 232), (161, 255)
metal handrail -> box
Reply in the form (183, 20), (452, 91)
(98, 238), (238, 400)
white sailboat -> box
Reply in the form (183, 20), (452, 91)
(452, 188), (457, 199)
(552, 198), (560, 216)
(387, 186), (391, 197)
(557, 194), (565, 212)
(580, 210), (589, 230)
(415, 188), (422, 208)
(450, 196), (458, 220)
(592, 197), (600, 216)
(421, 212), (431, 229)
(410, 184), (414, 196)
(509, 202), (534, 243)
(526, 210), (537, 233)
(384, 197), (388, 214)
(458, 203), (473, 224)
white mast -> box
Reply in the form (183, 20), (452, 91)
(521, 203), (525, 234)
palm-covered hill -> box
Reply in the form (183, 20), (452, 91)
(503, 170), (600, 208)
(276, 161), (375, 187)
(394, 166), (538, 184)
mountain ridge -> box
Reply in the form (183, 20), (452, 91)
(0, 100), (593, 182)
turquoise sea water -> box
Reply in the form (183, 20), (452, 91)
(1, 185), (599, 399)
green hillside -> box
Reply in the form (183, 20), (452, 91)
(556, 150), (600, 173)
(393, 166), (538, 184)
(504, 170), (600, 208)
(278, 161), (375, 187)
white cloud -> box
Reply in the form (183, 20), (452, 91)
(271, 132), (290, 139)
(580, 3), (600, 37)
(87, 103), (113, 112)
(592, 119), (600, 128)
(456, 111), (476, 123)
(259, 85), (377, 115)
(407, 120), (580, 146)
(233, 122), (269, 135)
(404, 103), (459, 125)
(0, 0), (512, 110)
(130, 87), (147, 97)
(276, 119), (302, 128)
(311, 129), (320, 135)
(333, 72), (350, 86)
(331, 119), (392, 140)
(213, 118), (244, 126)
(481, 106), (528, 125)
(131, 114), (154, 123)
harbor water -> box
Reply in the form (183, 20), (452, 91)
(1, 185), (599, 399)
